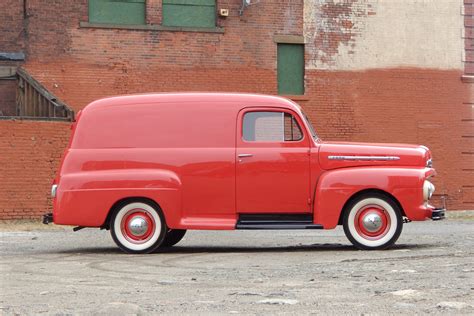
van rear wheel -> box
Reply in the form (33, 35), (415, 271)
(110, 200), (166, 254)
(343, 193), (403, 250)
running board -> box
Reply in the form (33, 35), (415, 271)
(236, 223), (323, 230)
(236, 213), (323, 230)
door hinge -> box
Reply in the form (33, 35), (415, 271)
(307, 198), (311, 205)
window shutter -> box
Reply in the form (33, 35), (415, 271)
(89, 0), (146, 25)
(162, 0), (216, 28)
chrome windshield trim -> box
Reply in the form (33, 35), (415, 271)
(426, 158), (433, 168)
(51, 184), (58, 198)
(328, 155), (400, 161)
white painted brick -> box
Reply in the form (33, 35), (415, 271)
(304, 0), (465, 71)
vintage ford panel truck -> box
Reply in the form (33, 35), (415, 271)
(44, 93), (445, 253)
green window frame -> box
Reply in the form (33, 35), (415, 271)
(277, 43), (305, 95)
(162, 0), (216, 28)
(89, 0), (146, 25)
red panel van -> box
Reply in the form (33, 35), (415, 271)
(44, 93), (444, 253)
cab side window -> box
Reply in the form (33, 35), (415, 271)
(243, 111), (303, 142)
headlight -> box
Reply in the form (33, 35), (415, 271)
(51, 184), (58, 198)
(423, 180), (435, 201)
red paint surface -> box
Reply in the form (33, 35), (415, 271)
(52, 93), (439, 231)
(236, 107), (312, 214)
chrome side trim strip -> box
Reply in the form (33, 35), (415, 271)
(328, 155), (401, 161)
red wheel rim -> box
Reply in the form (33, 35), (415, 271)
(354, 205), (390, 240)
(121, 209), (155, 244)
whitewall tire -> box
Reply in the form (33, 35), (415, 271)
(343, 193), (403, 250)
(110, 200), (166, 254)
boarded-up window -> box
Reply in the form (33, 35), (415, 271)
(162, 0), (216, 28)
(277, 44), (304, 95)
(89, 0), (146, 25)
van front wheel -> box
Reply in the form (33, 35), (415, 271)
(343, 193), (403, 250)
(110, 201), (166, 254)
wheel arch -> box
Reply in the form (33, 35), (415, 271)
(54, 168), (182, 227)
(337, 188), (405, 226)
(102, 196), (164, 229)
(313, 167), (417, 229)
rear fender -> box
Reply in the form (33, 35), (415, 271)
(54, 169), (182, 227)
(313, 167), (427, 229)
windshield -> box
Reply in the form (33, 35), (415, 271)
(301, 111), (319, 140)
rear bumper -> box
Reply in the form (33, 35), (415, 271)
(431, 208), (445, 221)
(43, 213), (53, 224)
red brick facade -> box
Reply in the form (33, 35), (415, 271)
(0, 0), (472, 219)
(0, 120), (70, 219)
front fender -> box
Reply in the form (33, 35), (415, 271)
(313, 167), (429, 229)
(54, 169), (182, 227)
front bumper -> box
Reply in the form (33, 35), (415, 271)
(43, 213), (53, 224)
(431, 208), (445, 221)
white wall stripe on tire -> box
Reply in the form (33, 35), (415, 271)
(113, 202), (162, 252)
(347, 198), (398, 248)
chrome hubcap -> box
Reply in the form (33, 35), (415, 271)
(362, 213), (383, 232)
(128, 216), (149, 237)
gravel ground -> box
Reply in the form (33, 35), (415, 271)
(0, 218), (473, 315)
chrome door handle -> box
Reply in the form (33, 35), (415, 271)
(238, 154), (253, 158)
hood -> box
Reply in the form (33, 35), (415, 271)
(319, 141), (431, 170)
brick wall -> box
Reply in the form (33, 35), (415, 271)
(23, 1), (301, 66)
(21, 0), (303, 112)
(303, 68), (473, 209)
(0, 0), (472, 219)
(301, 0), (473, 209)
(0, 120), (70, 219)
(0, 0), (25, 52)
